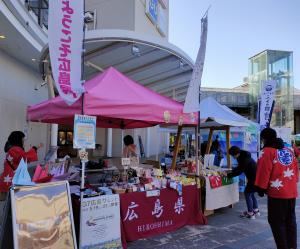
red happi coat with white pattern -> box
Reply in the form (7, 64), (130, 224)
(0, 146), (38, 192)
(255, 147), (299, 199)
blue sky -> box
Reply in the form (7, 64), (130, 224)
(169, 0), (300, 88)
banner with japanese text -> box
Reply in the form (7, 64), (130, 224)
(183, 15), (208, 113)
(80, 195), (122, 249)
(259, 80), (276, 128)
(120, 185), (207, 245)
(48, 0), (85, 105)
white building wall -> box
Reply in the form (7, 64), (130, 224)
(146, 126), (168, 157)
(86, 0), (135, 31)
(0, 49), (49, 170)
(95, 128), (107, 157)
(111, 128), (123, 157)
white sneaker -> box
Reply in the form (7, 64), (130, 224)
(240, 211), (255, 219)
(254, 209), (260, 217)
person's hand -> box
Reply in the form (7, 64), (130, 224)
(38, 143), (44, 149)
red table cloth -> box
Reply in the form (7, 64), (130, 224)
(120, 185), (207, 248)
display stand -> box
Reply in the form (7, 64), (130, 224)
(0, 193), (13, 249)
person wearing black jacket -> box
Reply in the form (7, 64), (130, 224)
(226, 146), (259, 219)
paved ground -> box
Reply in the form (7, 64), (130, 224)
(128, 191), (300, 249)
(1, 189), (299, 249)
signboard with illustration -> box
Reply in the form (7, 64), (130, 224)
(10, 181), (77, 249)
(80, 195), (121, 249)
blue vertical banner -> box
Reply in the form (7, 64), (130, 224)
(259, 80), (276, 129)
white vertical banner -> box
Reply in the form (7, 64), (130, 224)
(183, 15), (208, 113)
(48, 0), (85, 105)
(259, 80), (276, 128)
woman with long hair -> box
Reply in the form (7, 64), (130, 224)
(0, 131), (42, 192)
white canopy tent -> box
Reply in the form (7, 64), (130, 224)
(200, 97), (252, 128)
(199, 97), (258, 167)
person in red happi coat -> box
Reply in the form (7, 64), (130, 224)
(255, 128), (299, 249)
(0, 131), (42, 193)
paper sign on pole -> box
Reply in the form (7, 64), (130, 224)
(48, 0), (85, 105)
(80, 195), (122, 249)
(183, 15), (208, 113)
(259, 80), (276, 128)
(74, 115), (96, 149)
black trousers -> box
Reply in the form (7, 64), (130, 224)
(268, 197), (297, 249)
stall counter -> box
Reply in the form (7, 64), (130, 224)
(204, 176), (239, 212)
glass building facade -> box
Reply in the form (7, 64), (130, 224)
(249, 50), (294, 129)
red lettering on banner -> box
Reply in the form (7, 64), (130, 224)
(59, 43), (71, 57)
(62, 29), (71, 36)
(59, 58), (71, 72)
(61, 36), (71, 43)
(62, 14), (72, 29)
(62, 0), (74, 14)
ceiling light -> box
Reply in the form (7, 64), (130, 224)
(131, 44), (141, 57)
(0, 35), (6, 39)
(179, 60), (184, 69)
(32, 58), (36, 62)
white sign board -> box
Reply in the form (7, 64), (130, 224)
(80, 195), (122, 249)
(73, 115), (96, 149)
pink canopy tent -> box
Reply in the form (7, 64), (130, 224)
(28, 67), (197, 129)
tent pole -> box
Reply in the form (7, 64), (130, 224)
(79, 1), (87, 249)
(206, 128), (214, 154)
(226, 126), (231, 168)
(171, 126), (183, 170)
(195, 125), (199, 174)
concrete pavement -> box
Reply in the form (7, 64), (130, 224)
(128, 191), (300, 249)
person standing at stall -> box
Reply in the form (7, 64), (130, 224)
(226, 146), (259, 219)
(255, 128), (298, 249)
(0, 131), (42, 193)
(210, 137), (223, 166)
(123, 135), (138, 158)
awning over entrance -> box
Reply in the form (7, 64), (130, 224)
(40, 29), (193, 102)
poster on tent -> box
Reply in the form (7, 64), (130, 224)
(259, 80), (276, 128)
(10, 181), (77, 249)
(73, 115), (96, 149)
(80, 194), (122, 249)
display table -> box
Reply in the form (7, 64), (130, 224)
(205, 176), (239, 211)
(120, 185), (207, 248)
